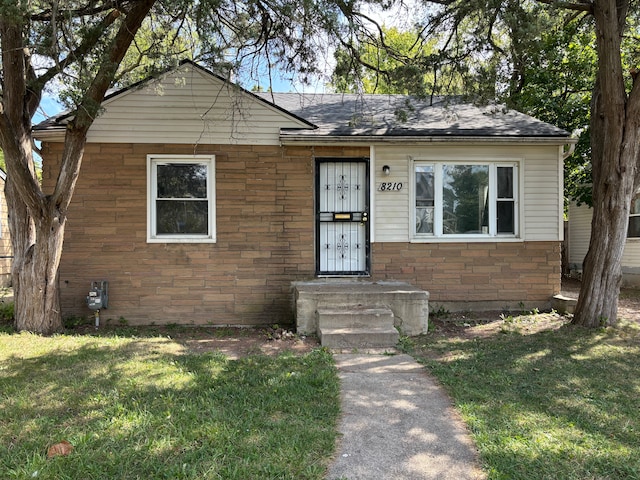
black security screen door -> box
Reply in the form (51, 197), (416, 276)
(316, 158), (370, 276)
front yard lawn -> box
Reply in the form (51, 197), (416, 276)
(408, 313), (640, 480)
(5, 299), (640, 480)
(0, 332), (339, 480)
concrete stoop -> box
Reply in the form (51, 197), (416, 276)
(293, 281), (429, 339)
(317, 305), (399, 348)
(551, 294), (578, 314)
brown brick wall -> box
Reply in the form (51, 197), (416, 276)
(41, 142), (369, 326)
(0, 178), (12, 287)
(371, 241), (561, 307)
(42, 141), (560, 325)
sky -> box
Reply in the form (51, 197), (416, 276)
(35, 97), (65, 124)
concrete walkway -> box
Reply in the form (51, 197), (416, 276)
(325, 354), (485, 480)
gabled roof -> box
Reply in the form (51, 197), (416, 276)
(34, 60), (314, 132)
(33, 61), (314, 145)
(33, 60), (572, 145)
(256, 92), (572, 142)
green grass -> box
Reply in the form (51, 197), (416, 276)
(0, 332), (339, 479)
(408, 314), (640, 480)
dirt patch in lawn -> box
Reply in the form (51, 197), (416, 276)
(427, 277), (640, 341)
(560, 277), (640, 323)
(428, 310), (571, 341)
(157, 278), (640, 355)
(169, 326), (320, 359)
(67, 324), (321, 359)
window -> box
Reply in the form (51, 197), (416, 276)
(413, 161), (518, 238)
(496, 166), (515, 234)
(415, 165), (434, 234)
(629, 194), (640, 238)
(148, 155), (216, 242)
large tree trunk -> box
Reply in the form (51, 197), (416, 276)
(572, 0), (640, 327)
(573, 159), (633, 326)
(8, 189), (65, 334)
(5, 131), (88, 334)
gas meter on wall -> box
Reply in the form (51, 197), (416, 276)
(87, 281), (108, 330)
(87, 281), (108, 310)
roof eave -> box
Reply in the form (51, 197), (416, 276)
(279, 134), (578, 146)
(32, 126), (66, 142)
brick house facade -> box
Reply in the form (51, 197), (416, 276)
(35, 61), (572, 327)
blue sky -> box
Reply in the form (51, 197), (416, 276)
(35, 96), (65, 123)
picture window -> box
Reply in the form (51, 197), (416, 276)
(413, 162), (518, 238)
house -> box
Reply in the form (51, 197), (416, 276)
(568, 200), (640, 287)
(34, 61), (574, 334)
(0, 169), (12, 288)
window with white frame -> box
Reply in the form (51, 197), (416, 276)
(147, 155), (216, 242)
(628, 194), (640, 238)
(413, 161), (518, 238)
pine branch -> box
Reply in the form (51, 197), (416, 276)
(52, 0), (157, 210)
(29, 9), (122, 106)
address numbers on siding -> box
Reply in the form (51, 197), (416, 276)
(378, 182), (403, 191)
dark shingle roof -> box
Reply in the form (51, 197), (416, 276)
(256, 92), (570, 138)
(33, 59), (570, 141)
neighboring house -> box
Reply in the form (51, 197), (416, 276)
(0, 168), (12, 287)
(568, 199), (640, 287)
(33, 60), (574, 328)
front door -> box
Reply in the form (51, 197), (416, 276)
(316, 158), (370, 276)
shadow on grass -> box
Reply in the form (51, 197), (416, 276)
(0, 321), (275, 342)
(0, 336), (339, 480)
(411, 322), (640, 479)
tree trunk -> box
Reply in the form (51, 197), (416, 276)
(572, 0), (640, 327)
(7, 130), (90, 334)
(9, 193), (66, 335)
(573, 166), (632, 326)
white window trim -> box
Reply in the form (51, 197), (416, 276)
(410, 158), (521, 242)
(628, 192), (640, 239)
(147, 154), (216, 243)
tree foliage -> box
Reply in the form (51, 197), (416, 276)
(505, 12), (597, 207)
(331, 26), (450, 95)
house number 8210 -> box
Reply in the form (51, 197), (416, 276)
(378, 182), (403, 191)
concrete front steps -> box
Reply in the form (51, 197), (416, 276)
(293, 281), (430, 343)
(317, 305), (399, 349)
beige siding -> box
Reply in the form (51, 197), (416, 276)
(371, 147), (410, 242)
(568, 202), (640, 276)
(567, 202), (592, 267)
(372, 144), (562, 242)
(86, 63), (309, 145)
(623, 241), (640, 267)
(522, 146), (563, 241)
